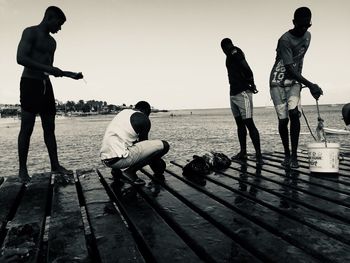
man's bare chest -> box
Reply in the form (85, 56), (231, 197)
(33, 34), (56, 55)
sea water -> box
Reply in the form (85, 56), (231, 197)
(0, 104), (347, 178)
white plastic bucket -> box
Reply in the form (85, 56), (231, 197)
(307, 142), (340, 173)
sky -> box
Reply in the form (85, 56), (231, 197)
(0, 0), (349, 110)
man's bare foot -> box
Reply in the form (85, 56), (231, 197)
(19, 169), (31, 183)
(51, 165), (73, 175)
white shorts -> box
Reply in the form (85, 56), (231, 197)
(108, 140), (165, 170)
(270, 84), (301, 119)
(230, 91), (253, 119)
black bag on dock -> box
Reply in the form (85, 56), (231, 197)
(203, 152), (231, 170)
(182, 155), (211, 178)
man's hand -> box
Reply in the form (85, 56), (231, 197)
(63, 71), (84, 80)
(309, 84), (323, 100)
(248, 83), (259, 94)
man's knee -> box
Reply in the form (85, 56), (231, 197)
(278, 118), (289, 127)
(235, 116), (244, 126)
(162, 140), (170, 155)
(242, 118), (254, 126)
(289, 107), (300, 120)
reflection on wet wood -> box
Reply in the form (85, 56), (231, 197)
(0, 150), (349, 262)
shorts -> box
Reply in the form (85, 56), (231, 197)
(20, 77), (56, 114)
(270, 83), (301, 119)
(230, 91), (253, 119)
(105, 140), (165, 170)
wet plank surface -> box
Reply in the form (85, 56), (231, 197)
(47, 173), (89, 262)
(0, 150), (349, 262)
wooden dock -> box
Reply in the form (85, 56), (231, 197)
(0, 150), (349, 262)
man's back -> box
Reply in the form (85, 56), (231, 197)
(100, 109), (151, 160)
(225, 46), (254, 96)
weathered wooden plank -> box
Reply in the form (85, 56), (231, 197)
(142, 165), (323, 263)
(166, 163), (348, 263)
(0, 177), (24, 239)
(47, 173), (90, 262)
(230, 160), (350, 224)
(77, 169), (144, 263)
(258, 159), (350, 200)
(241, 157), (350, 207)
(133, 168), (262, 263)
(218, 161), (350, 244)
(2, 173), (51, 262)
(263, 153), (350, 184)
(274, 150), (350, 176)
(174, 161), (350, 262)
(100, 168), (203, 263)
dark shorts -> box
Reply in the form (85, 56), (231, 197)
(20, 77), (56, 114)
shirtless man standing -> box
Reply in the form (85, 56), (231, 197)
(17, 6), (83, 182)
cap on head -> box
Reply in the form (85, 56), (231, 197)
(44, 6), (66, 22)
(134, 101), (151, 116)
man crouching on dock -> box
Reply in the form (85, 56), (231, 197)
(100, 101), (170, 185)
(16, 6), (83, 183)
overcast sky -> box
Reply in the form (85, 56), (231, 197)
(1, 0), (349, 110)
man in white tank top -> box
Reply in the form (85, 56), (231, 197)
(100, 101), (169, 185)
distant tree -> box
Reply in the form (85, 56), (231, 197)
(82, 104), (91, 113)
(66, 101), (76, 111)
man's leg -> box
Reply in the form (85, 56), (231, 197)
(18, 110), (36, 182)
(271, 86), (290, 166)
(289, 107), (301, 167)
(234, 116), (247, 158)
(278, 118), (290, 164)
(40, 112), (71, 174)
(230, 95), (247, 160)
(110, 140), (169, 183)
(148, 141), (170, 180)
(243, 118), (263, 163)
(126, 140), (169, 174)
(287, 84), (302, 168)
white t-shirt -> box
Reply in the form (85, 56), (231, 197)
(100, 109), (139, 160)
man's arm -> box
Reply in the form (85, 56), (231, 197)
(285, 64), (323, 99)
(130, 112), (151, 141)
(280, 39), (323, 99)
(16, 28), (63, 77)
(231, 49), (257, 92)
(239, 59), (255, 86)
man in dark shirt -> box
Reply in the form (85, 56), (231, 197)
(221, 38), (263, 164)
